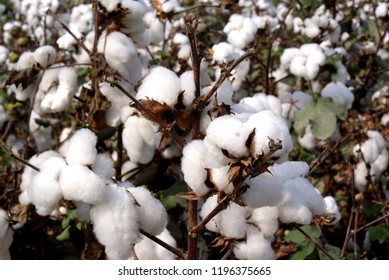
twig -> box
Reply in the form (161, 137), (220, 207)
(0, 142), (40, 172)
(139, 229), (187, 260)
(115, 124), (123, 180)
(291, 223), (335, 260)
(356, 212), (389, 234)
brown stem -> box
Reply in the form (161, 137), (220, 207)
(139, 229), (187, 260)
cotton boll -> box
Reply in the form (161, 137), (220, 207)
(202, 140), (230, 168)
(34, 45), (56, 67)
(154, 229), (177, 260)
(127, 186), (168, 236)
(298, 125), (317, 151)
(199, 195), (220, 233)
(179, 71), (196, 107)
(90, 183), (139, 259)
(244, 110), (293, 162)
(240, 171), (284, 208)
(233, 225), (275, 260)
(0, 209), (13, 260)
(27, 156), (66, 216)
(375, 3), (388, 18)
(280, 48), (301, 68)
(181, 140), (210, 195)
(321, 82), (354, 110)
(59, 164), (105, 205)
(289, 56), (307, 78)
(249, 206), (279, 238)
(212, 42), (235, 63)
(210, 166), (234, 195)
(323, 196), (341, 225)
(98, 31), (142, 84)
(271, 161), (309, 181)
(216, 202), (247, 239)
(134, 228), (177, 260)
(205, 115), (250, 158)
(136, 66), (181, 107)
(65, 128), (97, 165)
(304, 50), (325, 80)
(92, 154), (115, 181)
(354, 162), (369, 193)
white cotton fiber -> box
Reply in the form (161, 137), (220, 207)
(250, 206), (279, 238)
(321, 82), (354, 110)
(181, 140), (210, 195)
(65, 128), (97, 165)
(200, 195), (220, 233)
(233, 225), (275, 260)
(27, 156), (66, 216)
(179, 71), (196, 107)
(136, 66), (181, 107)
(134, 228), (177, 260)
(127, 186), (167, 236)
(244, 110), (293, 162)
(0, 209), (13, 260)
(59, 164), (105, 205)
(34, 45), (56, 67)
(270, 161), (309, 181)
(323, 196), (341, 225)
(205, 115), (250, 158)
(240, 171), (285, 208)
(90, 183), (139, 260)
(210, 166), (234, 195)
(216, 202), (247, 239)
(92, 154), (115, 180)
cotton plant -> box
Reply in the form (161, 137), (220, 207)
(353, 130), (389, 193)
(223, 14), (258, 49)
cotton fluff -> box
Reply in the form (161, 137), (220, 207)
(205, 115), (250, 158)
(353, 130), (389, 193)
(90, 183), (139, 259)
(199, 195), (220, 233)
(323, 196), (341, 225)
(321, 81), (354, 110)
(64, 128), (97, 165)
(29, 110), (52, 151)
(209, 166), (235, 195)
(98, 31), (142, 85)
(214, 202), (247, 239)
(0, 209), (13, 260)
(27, 156), (66, 216)
(223, 14), (257, 49)
(59, 164), (105, 205)
(126, 186), (168, 236)
(122, 114), (161, 164)
(181, 140), (210, 195)
(33, 45), (56, 67)
(134, 229), (177, 260)
(136, 66), (181, 107)
(280, 44), (325, 80)
(0, 45), (8, 65)
(35, 66), (77, 113)
(232, 93), (282, 116)
(233, 225), (275, 260)
(92, 154), (115, 181)
(0, 103), (8, 130)
(244, 110), (293, 163)
(249, 207), (279, 239)
(277, 177), (326, 224)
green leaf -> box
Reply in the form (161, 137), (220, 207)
(319, 244), (342, 260)
(367, 20), (380, 44)
(56, 226), (71, 241)
(293, 97), (346, 140)
(367, 225), (389, 244)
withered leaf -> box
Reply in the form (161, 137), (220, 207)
(132, 98), (172, 126)
(245, 128), (256, 155)
(5, 66), (40, 90)
(207, 99), (231, 120)
(204, 168), (216, 190)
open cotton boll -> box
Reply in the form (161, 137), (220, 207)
(354, 162), (369, 193)
(375, 3), (388, 18)
(0, 209), (13, 260)
(181, 140), (210, 195)
(205, 115), (250, 158)
(289, 56), (307, 78)
(134, 228), (177, 260)
(126, 186), (167, 236)
(321, 82), (354, 110)
(270, 161), (309, 182)
(65, 128), (97, 165)
(92, 154), (115, 181)
(215, 202), (247, 239)
(34, 45), (56, 67)
(240, 171), (284, 208)
(210, 166), (234, 194)
(278, 177), (325, 224)
(90, 183), (139, 260)
(202, 140), (230, 168)
(136, 66), (181, 107)
(200, 195), (220, 233)
(179, 71), (196, 107)
(27, 156), (66, 216)
(323, 196), (341, 225)
(98, 31), (142, 84)
(233, 225), (275, 260)
(249, 206), (279, 238)
(297, 125), (317, 151)
(280, 48), (301, 68)
(59, 164), (105, 205)
(244, 110), (293, 163)
(212, 42), (235, 63)
(353, 138), (380, 164)
(224, 14), (257, 49)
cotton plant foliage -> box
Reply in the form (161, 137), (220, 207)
(3, 0), (389, 261)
